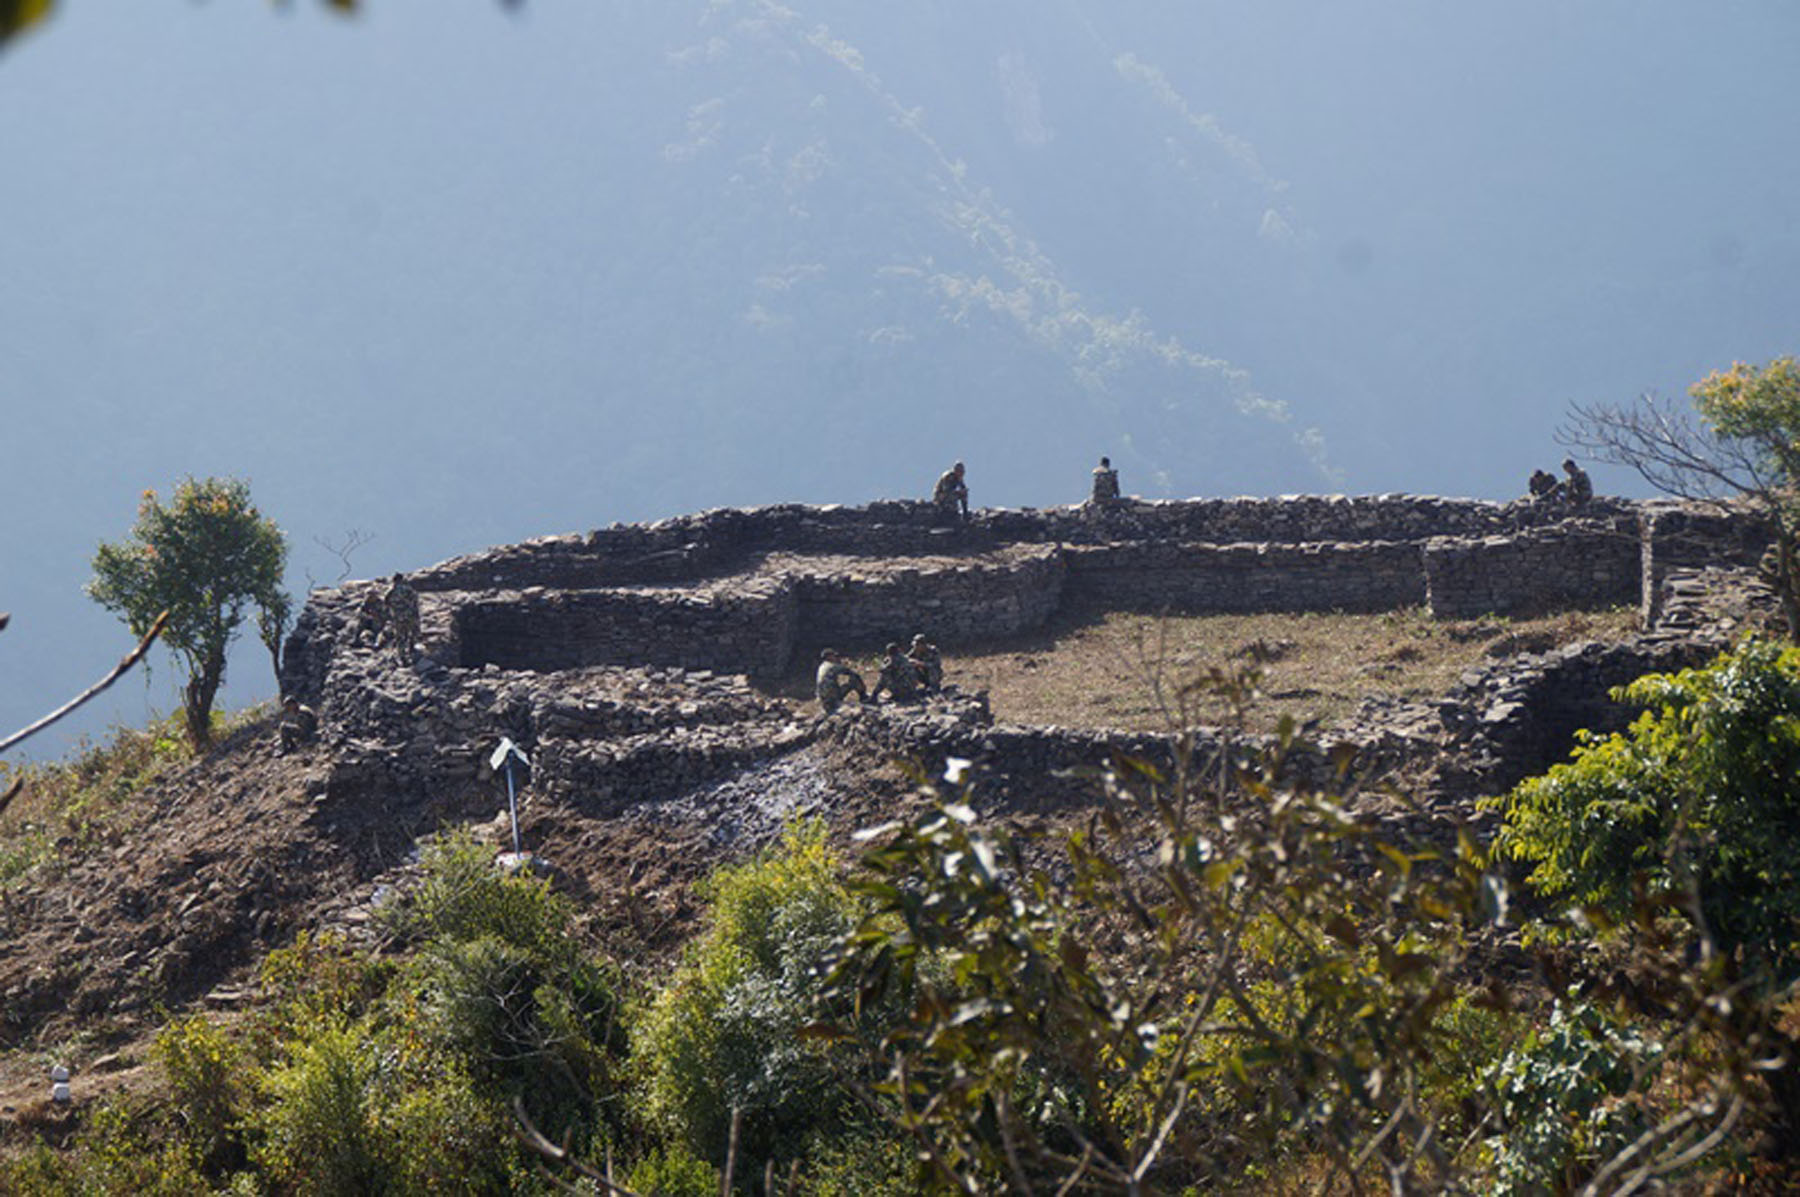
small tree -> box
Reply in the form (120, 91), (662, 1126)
(1560, 356), (1800, 637)
(89, 477), (289, 747)
(1495, 638), (1800, 983)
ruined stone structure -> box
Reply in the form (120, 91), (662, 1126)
(280, 494), (1772, 827)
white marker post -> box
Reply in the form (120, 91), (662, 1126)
(489, 737), (531, 863)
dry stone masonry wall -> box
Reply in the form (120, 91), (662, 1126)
(280, 493), (1772, 825)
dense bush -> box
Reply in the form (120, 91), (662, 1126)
(825, 705), (1510, 1193)
(635, 821), (874, 1175)
(1483, 995), (1665, 1196)
(387, 831), (628, 1144)
(1496, 638), (1800, 981)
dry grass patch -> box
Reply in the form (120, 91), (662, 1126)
(951, 606), (1640, 734)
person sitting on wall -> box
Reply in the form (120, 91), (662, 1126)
(932, 460), (970, 522)
(815, 648), (867, 715)
(1528, 468), (1559, 500)
(908, 633), (943, 694)
(276, 695), (318, 755)
(1090, 455), (1121, 504)
(870, 642), (922, 703)
(1561, 458), (1593, 505)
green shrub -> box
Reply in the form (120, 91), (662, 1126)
(0, 1101), (208, 1196)
(380, 1066), (519, 1196)
(255, 930), (396, 1036)
(1484, 996), (1665, 1195)
(387, 828), (627, 1149)
(154, 1013), (250, 1169)
(1495, 638), (1800, 981)
(636, 821), (865, 1173)
(624, 1142), (723, 1197)
(247, 1019), (388, 1195)
(385, 830), (577, 966)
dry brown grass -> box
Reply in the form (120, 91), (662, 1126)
(948, 605), (1640, 734)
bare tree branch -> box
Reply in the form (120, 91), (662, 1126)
(510, 1095), (642, 1197)
(0, 610), (169, 757)
(312, 528), (376, 588)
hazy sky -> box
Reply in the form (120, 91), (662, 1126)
(4, 1), (1799, 757)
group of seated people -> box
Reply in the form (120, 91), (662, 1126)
(930, 455), (1123, 523)
(815, 635), (944, 713)
(1528, 458), (1594, 505)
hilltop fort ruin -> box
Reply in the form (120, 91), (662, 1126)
(279, 493), (1774, 839)
(0, 492), (1776, 1044)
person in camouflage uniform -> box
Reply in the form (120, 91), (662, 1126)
(908, 633), (943, 694)
(871, 642), (922, 703)
(1561, 458), (1593, 506)
(383, 573), (421, 664)
(276, 695), (318, 755)
(932, 461), (969, 521)
(1528, 468), (1559, 500)
(815, 648), (867, 715)
(1090, 456), (1121, 503)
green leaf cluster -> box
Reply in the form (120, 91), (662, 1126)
(1495, 638), (1800, 981)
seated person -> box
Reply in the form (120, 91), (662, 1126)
(932, 461), (969, 521)
(276, 696), (318, 754)
(908, 634), (943, 693)
(1561, 458), (1593, 505)
(1091, 456), (1121, 503)
(814, 648), (867, 715)
(870, 642), (922, 703)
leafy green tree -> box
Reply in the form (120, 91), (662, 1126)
(1496, 638), (1800, 981)
(1562, 356), (1800, 637)
(89, 476), (289, 748)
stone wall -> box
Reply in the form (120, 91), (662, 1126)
(1062, 540), (1424, 614)
(410, 494), (1642, 594)
(285, 495), (1773, 708)
(1640, 502), (1772, 625)
(270, 492), (1782, 849)
(454, 578), (798, 675)
(1423, 521), (1641, 619)
(782, 547), (1066, 649)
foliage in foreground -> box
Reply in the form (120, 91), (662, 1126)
(822, 667), (1791, 1194)
(633, 820), (896, 1180)
(1495, 637), (1800, 983)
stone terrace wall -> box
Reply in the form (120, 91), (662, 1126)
(285, 495), (1770, 708)
(454, 579), (797, 675)
(1062, 540), (1424, 614)
(1423, 521), (1641, 619)
(779, 547), (1066, 650)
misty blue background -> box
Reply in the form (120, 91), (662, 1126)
(4, 1), (1798, 758)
